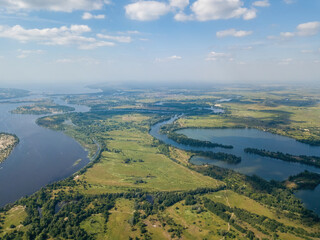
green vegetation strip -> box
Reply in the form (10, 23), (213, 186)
(191, 151), (241, 164)
(166, 131), (233, 149)
(244, 148), (320, 168)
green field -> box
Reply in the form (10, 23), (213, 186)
(78, 122), (222, 194)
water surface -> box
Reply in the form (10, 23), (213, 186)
(149, 118), (320, 215)
(0, 97), (90, 207)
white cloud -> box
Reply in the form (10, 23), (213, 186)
(0, 24), (114, 49)
(271, 21), (320, 40)
(125, 1), (170, 21)
(253, 0), (270, 7)
(280, 32), (295, 38)
(17, 49), (44, 58)
(97, 34), (132, 43)
(174, 12), (194, 21)
(170, 0), (189, 9)
(78, 41), (114, 50)
(168, 55), (182, 60)
(296, 21), (320, 36)
(156, 55), (182, 62)
(206, 51), (231, 61)
(127, 30), (140, 35)
(124, 0), (258, 22)
(82, 12), (105, 20)
(0, 0), (110, 12)
(216, 29), (252, 38)
(190, 0), (257, 21)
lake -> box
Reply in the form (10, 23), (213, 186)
(150, 117), (320, 215)
(0, 96), (90, 207)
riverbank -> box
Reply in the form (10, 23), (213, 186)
(0, 97), (90, 208)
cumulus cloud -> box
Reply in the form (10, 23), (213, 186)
(174, 12), (193, 21)
(125, 1), (171, 21)
(125, 0), (257, 22)
(190, 0), (256, 21)
(169, 0), (189, 9)
(253, 0), (270, 7)
(0, 24), (114, 49)
(216, 29), (252, 38)
(0, 0), (110, 12)
(296, 21), (320, 36)
(82, 12), (105, 20)
(275, 21), (320, 39)
(97, 34), (132, 43)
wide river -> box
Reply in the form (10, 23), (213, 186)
(150, 117), (320, 215)
(0, 96), (90, 207)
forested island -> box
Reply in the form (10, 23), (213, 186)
(244, 148), (320, 168)
(0, 133), (19, 163)
(12, 102), (75, 115)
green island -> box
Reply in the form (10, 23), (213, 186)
(244, 148), (320, 168)
(0, 133), (19, 163)
(12, 101), (75, 115)
(284, 171), (320, 190)
(1, 87), (320, 240)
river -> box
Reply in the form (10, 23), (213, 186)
(149, 117), (320, 215)
(0, 95), (90, 207)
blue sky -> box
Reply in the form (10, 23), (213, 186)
(0, 0), (319, 86)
